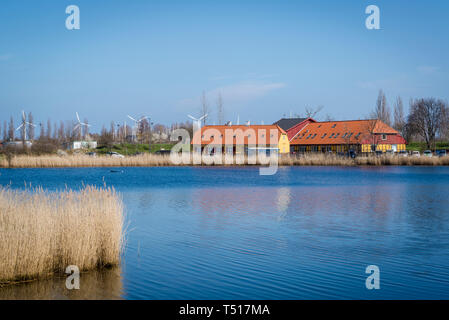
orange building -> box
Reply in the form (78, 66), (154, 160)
(289, 119), (407, 154)
(191, 124), (290, 155)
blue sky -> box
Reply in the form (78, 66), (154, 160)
(1, 0), (448, 131)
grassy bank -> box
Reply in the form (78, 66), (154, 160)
(0, 186), (124, 285)
(1, 153), (449, 168)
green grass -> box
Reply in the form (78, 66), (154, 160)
(406, 141), (449, 152)
(96, 143), (175, 155)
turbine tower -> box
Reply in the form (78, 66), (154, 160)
(127, 115), (150, 142)
(188, 113), (208, 133)
(15, 110), (35, 141)
(73, 112), (91, 140)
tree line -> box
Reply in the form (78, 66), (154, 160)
(372, 90), (449, 149)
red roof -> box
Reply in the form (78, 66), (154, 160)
(192, 125), (286, 145)
(291, 120), (406, 145)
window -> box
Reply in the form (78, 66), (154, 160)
(321, 133), (327, 139)
(329, 133), (335, 138)
(355, 132), (361, 139)
(332, 124), (337, 128)
(342, 133), (347, 138)
(334, 133), (340, 138)
(382, 134), (387, 140)
(312, 134), (317, 139)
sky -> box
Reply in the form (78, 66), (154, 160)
(1, 0), (448, 132)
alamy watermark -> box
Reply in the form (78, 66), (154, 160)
(66, 5), (80, 30)
(65, 265), (80, 290)
(365, 5), (380, 30)
(365, 265), (380, 290)
(169, 126), (280, 176)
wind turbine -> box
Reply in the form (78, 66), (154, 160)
(73, 112), (91, 139)
(127, 115), (150, 142)
(188, 113), (208, 133)
(15, 110), (35, 141)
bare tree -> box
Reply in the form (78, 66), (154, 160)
(442, 104), (449, 140)
(47, 119), (52, 140)
(393, 96), (406, 138)
(305, 105), (324, 119)
(58, 121), (65, 142)
(39, 122), (45, 140)
(53, 122), (58, 140)
(407, 98), (448, 149)
(2, 120), (6, 141)
(201, 91), (209, 126)
(217, 92), (224, 125)
(8, 117), (14, 141)
(363, 118), (379, 153)
(374, 90), (391, 125)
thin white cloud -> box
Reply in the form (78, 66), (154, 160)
(417, 65), (439, 74)
(178, 81), (286, 108)
(209, 81), (286, 103)
(0, 54), (12, 61)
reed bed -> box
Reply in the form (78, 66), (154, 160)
(1, 153), (449, 168)
(0, 186), (124, 285)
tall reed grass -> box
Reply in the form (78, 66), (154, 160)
(1, 153), (449, 168)
(0, 186), (124, 284)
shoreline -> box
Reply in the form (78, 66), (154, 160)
(1, 154), (449, 168)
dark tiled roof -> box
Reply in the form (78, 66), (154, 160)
(273, 118), (308, 131)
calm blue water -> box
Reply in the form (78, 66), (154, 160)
(1, 166), (449, 299)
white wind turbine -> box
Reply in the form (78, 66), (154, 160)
(15, 110), (35, 141)
(127, 115), (150, 142)
(73, 112), (91, 139)
(188, 113), (208, 133)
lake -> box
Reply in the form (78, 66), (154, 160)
(1, 166), (449, 299)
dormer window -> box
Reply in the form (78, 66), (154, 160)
(332, 124), (336, 128)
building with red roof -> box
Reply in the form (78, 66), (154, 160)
(289, 119), (406, 154)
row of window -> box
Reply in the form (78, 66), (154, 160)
(296, 131), (363, 140)
(201, 134), (275, 139)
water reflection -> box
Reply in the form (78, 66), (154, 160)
(0, 268), (123, 300)
(2, 167), (449, 299)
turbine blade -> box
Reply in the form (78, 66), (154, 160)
(127, 115), (137, 122)
(15, 124), (23, 131)
(188, 115), (196, 121)
(76, 112), (80, 122)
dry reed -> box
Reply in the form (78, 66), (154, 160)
(1, 153), (449, 168)
(0, 186), (124, 284)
